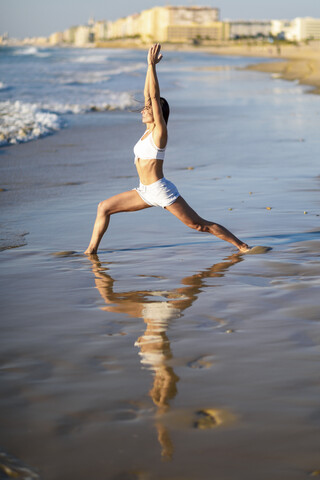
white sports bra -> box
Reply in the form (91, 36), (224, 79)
(133, 129), (166, 163)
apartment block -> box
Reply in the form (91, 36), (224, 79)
(289, 17), (320, 41)
(106, 6), (225, 42)
(49, 32), (64, 45)
(63, 26), (77, 44)
(229, 20), (272, 38)
(74, 26), (91, 46)
(93, 21), (108, 41)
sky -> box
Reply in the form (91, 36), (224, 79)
(1, 0), (320, 38)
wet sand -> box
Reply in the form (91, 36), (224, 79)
(245, 50), (320, 95)
(1, 63), (320, 480)
(195, 43), (320, 95)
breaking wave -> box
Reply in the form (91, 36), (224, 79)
(0, 91), (136, 146)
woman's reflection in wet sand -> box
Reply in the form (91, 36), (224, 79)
(87, 253), (243, 460)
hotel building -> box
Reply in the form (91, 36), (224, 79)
(106, 6), (229, 43)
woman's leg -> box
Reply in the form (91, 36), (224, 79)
(165, 196), (249, 252)
(85, 190), (152, 254)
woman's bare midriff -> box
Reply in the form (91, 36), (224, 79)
(135, 158), (164, 185)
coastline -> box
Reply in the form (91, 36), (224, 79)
(3, 38), (320, 94)
(190, 43), (320, 95)
(95, 40), (320, 95)
(183, 43), (320, 95)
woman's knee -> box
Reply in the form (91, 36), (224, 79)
(97, 200), (111, 216)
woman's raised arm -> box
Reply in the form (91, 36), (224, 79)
(147, 44), (167, 143)
(144, 44), (162, 104)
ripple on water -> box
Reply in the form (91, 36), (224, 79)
(0, 230), (29, 251)
(51, 250), (78, 257)
(187, 355), (215, 369)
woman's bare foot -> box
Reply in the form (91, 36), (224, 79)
(238, 245), (272, 255)
(238, 243), (251, 253)
(84, 247), (97, 255)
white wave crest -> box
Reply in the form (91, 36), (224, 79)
(12, 46), (51, 58)
(106, 63), (145, 75)
(13, 46), (39, 56)
(0, 82), (8, 90)
(56, 71), (111, 85)
(71, 54), (109, 64)
(41, 90), (135, 114)
(0, 101), (62, 146)
(0, 92), (136, 146)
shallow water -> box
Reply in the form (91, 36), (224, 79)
(1, 233), (320, 480)
(1, 49), (320, 479)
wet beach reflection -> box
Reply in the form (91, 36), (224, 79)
(87, 253), (243, 460)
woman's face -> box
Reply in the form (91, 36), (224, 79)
(141, 104), (154, 123)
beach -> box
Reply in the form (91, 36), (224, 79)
(189, 42), (320, 95)
(1, 47), (320, 480)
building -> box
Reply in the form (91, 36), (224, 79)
(107, 17), (127, 39)
(271, 17), (320, 41)
(270, 20), (291, 39)
(63, 26), (78, 44)
(49, 32), (64, 45)
(0, 33), (9, 45)
(74, 25), (92, 46)
(93, 21), (109, 41)
(106, 6), (225, 43)
(298, 17), (320, 40)
(229, 20), (272, 39)
(125, 13), (140, 38)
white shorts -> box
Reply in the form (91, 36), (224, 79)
(133, 177), (180, 209)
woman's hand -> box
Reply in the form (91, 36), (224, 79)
(148, 43), (163, 66)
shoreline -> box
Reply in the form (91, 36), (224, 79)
(3, 39), (320, 94)
(95, 40), (320, 95)
(197, 44), (320, 95)
(183, 43), (320, 95)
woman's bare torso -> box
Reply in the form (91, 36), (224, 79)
(135, 129), (165, 185)
(135, 158), (164, 185)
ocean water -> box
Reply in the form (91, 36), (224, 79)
(0, 45), (274, 146)
(1, 47), (320, 480)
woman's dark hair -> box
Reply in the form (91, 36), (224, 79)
(160, 97), (170, 125)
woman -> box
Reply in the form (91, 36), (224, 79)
(85, 44), (250, 255)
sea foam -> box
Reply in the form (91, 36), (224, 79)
(0, 91), (135, 146)
(0, 100), (62, 146)
(13, 46), (39, 56)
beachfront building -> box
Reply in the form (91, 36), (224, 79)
(270, 20), (292, 40)
(125, 13), (141, 38)
(271, 17), (320, 41)
(153, 6), (225, 42)
(107, 17), (128, 39)
(74, 26), (91, 46)
(93, 21), (109, 41)
(106, 6), (227, 43)
(24, 37), (49, 46)
(49, 32), (64, 46)
(63, 26), (78, 44)
(228, 20), (272, 39)
(0, 33), (9, 45)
